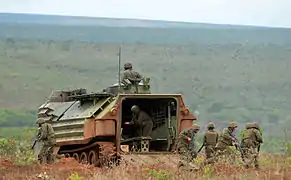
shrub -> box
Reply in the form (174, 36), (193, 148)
(148, 169), (173, 180)
(0, 137), (17, 156)
(0, 127), (38, 165)
(286, 143), (291, 155)
(69, 172), (83, 180)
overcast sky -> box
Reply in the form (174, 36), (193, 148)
(0, 0), (290, 28)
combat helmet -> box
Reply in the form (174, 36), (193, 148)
(251, 122), (260, 129)
(192, 123), (200, 130)
(124, 62), (132, 70)
(207, 122), (215, 129)
(228, 121), (238, 128)
(245, 122), (252, 129)
(131, 105), (140, 113)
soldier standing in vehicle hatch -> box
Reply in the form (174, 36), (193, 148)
(121, 62), (144, 85)
(36, 118), (56, 164)
(176, 124), (200, 169)
(241, 122), (263, 169)
(202, 122), (219, 165)
(130, 105), (153, 137)
(215, 121), (239, 163)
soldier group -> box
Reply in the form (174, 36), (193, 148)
(33, 62), (264, 171)
(176, 121), (263, 170)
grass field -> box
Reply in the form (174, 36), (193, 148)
(1, 153), (290, 180)
(1, 133), (290, 179)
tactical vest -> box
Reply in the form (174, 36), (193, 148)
(220, 128), (233, 146)
(243, 129), (254, 141)
(47, 124), (55, 139)
(205, 130), (218, 146)
(41, 123), (55, 140)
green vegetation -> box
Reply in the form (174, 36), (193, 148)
(69, 172), (84, 180)
(0, 128), (37, 165)
(0, 14), (290, 153)
(0, 127), (36, 141)
(145, 168), (174, 180)
(0, 109), (36, 127)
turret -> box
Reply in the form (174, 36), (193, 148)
(103, 77), (151, 95)
(47, 88), (87, 102)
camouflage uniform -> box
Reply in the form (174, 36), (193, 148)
(240, 123), (253, 154)
(215, 121), (238, 163)
(37, 118), (56, 164)
(121, 63), (143, 85)
(203, 122), (219, 165)
(241, 122), (263, 168)
(131, 105), (153, 137)
(176, 124), (200, 168)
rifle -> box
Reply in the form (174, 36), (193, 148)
(197, 144), (205, 153)
(257, 145), (261, 152)
(257, 128), (262, 153)
(231, 134), (246, 162)
(31, 128), (41, 150)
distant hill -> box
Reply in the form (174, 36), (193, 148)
(0, 13), (276, 29)
(0, 13), (291, 45)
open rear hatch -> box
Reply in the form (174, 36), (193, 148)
(120, 96), (178, 152)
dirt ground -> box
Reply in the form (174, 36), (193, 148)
(0, 155), (290, 180)
(0, 157), (97, 180)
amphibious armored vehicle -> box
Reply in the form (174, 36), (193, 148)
(34, 77), (197, 166)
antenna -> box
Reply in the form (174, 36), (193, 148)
(118, 46), (121, 87)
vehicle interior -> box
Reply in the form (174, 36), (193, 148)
(120, 97), (178, 151)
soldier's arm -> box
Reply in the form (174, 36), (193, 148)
(254, 129), (263, 143)
(136, 72), (143, 79)
(121, 72), (126, 82)
(216, 132), (219, 143)
(179, 129), (190, 140)
(222, 128), (234, 142)
(203, 133), (207, 145)
(131, 113), (138, 124)
(38, 124), (48, 140)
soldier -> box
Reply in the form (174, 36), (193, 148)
(253, 122), (263, 154)
(176, 124), (200, 169)
(242, 122), (263, 169)
(130, 105), (153, 137)
(36, 118), (56, 164)
(121, 62), (143, 85)
(202, 122), (219, 165)
(215, 121), (239, 163)
(241, 123), (253, 153)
